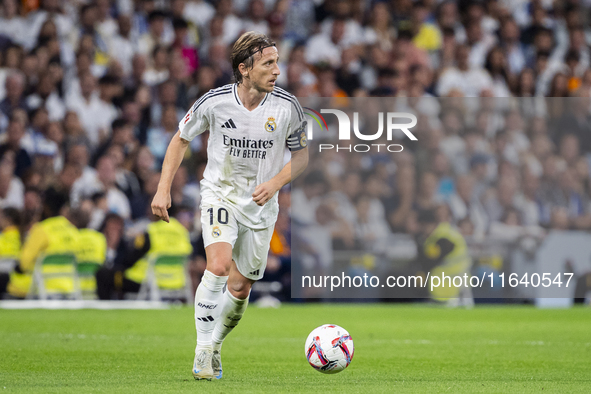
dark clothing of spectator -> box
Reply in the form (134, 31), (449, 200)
(43, 185), (70, 217)
(130, 192), (152, 220)
(0, 98), (27, 118)
(0, 144), (32, 178)
(336, 68), (361, 96)
(95, 232), (151, 300)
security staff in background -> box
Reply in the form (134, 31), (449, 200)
(0, 204), (81, 299)
(0, 208), (21, 259)
(96, 205), (192, 300)
(416, 208), (473, 306)
(0, 208), (22, 298)
(74, 199), (107, 294)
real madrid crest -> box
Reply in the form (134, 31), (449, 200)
(300, 133), (307, 147)
(212, 226), (221, 238)
(265, 117), (277, 132)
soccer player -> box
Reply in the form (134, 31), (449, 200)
(151, 32), (309, 380)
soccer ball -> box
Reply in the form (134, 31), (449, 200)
(304, 324), (354, 374)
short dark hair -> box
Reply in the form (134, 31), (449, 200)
(230, 32), (275, 84)
(80, 3), (96, 16)
(566, 49), (580, 63)
(69, 205), (91, 229)
(172, 18), (188, 30)
(111, 118), (129, 131)
(2, 208), (21, 227)
(99, 75), (119, 85)
(148, 10), (167, 23)
(99, 212), (124, 232)
(417, 209), (437, 224)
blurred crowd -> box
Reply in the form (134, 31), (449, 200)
(294, 95), (591, 265)
(0, 0), (591, 294)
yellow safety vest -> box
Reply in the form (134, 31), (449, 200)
(39, 216), (80, 294)
(9, 216), (80, 296)
(423, 222), (471, 301)
(125, 218), (192, 289)
(1, 226), (26, 298)
(76, 229), (107, 292)
(0, 226), (20, 259)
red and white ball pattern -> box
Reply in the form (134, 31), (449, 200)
(305, 324), (354, 374)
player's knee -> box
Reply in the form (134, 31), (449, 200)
(206, 257), (232, 276)
(227, 281), (251, 299)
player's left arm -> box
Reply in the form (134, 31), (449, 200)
(253, 97), (309, 206)
(252, 146), (308, 206)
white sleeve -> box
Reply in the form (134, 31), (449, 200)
(179, 97), (210, 141)
(286, 97), (307, 151)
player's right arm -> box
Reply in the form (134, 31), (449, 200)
(152, 95), (211, 222)
(151, 132), (189, 222)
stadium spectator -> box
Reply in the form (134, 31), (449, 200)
(243, 0), (270, 35)
(108, 14), (135, 76)
(107, 144), (141, 202)
(216, 0), (243, 45)
(306, 17), (348, 68)
(100, 212), (125, 269)
(0, 0), (27, 48)
(0, 207), (22, 298)
(66, 72), (109, 148)
(484, 46), (511, 97)
(0, 153), (23, 209)
(355, 194), (391, 253)
(143, 45), (170, 87)
(0, 203), (80, 299)
(436, 44), (494, 97)
(132, 145), (156, 191)
(68, 143), (96, 203)
(415, 208), (472, 304)
(0, 71), (27, 119)
(138, 10), (173, 56)
(291, 170), (326, 226)
(0, 113), (32, 178)
(131, 171), (160, 220)
(384, 165), (415, 233)
(92, 118), (137, 167)
(170, 165), (198, 210)
(95, 206), (192, 300)
(0, 207), (21, 259)
(26, 71), (66, 122)
(448, 174), (487, 239)
(96, 155), (131, 220)
(43, 163), (80, 221)
(74, 199), (107, 294)
(182, 0), (215, 30)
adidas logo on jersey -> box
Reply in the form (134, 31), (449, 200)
(248, 269), (260, 276)
(221, 118), (237, 129)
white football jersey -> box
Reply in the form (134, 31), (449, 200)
(179, 83), (307, 229)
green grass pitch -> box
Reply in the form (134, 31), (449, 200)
(1, 304), (590, 393)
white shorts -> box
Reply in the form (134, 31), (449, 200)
(201, 200), (274, 281)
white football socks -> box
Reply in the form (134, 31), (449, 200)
(212, 290), (249, 352)
(195, 270), (228, 349)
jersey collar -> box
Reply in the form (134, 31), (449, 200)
(233, 83), (269, 112)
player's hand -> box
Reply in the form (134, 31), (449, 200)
(151, 189), (172, 222)
(252, 180), (279, 206)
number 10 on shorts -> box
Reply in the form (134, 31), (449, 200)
(207, 207), (229, 225)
